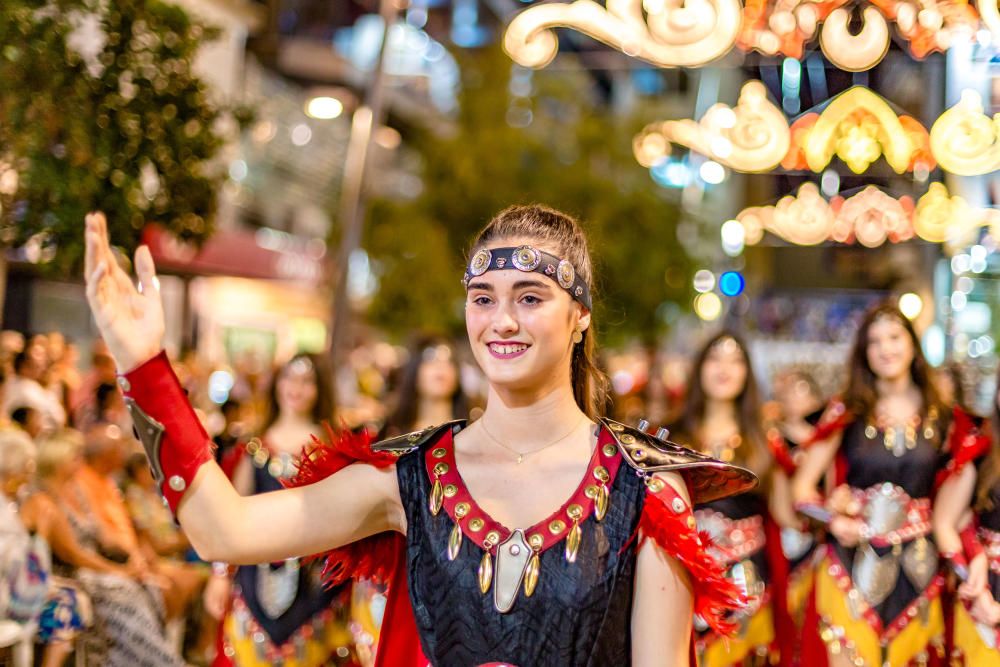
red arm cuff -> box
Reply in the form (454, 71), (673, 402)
(961, 519), (984, 561)
(119, 350), (213, 514)
(934, 407), (990, 492)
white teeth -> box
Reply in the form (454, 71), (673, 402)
(491, 343), (528, 355)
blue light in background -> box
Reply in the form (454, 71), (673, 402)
(719, 271), (745, 297)
(650, 157), (690, 189)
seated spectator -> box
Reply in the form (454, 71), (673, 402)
(3, 351), (65, 435)
(0, 429), (51, 629)
(122, 453), (190, 559)
(29, 430), (185, 666)
(11, 406), (44, 440)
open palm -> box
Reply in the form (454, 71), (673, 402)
(84, 212), (165, 371)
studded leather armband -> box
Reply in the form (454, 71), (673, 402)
(118, 350), (213, 514)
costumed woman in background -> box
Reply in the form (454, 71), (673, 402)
(769, 368), (827, 662)
(932, 367), (994, 666)
(351, 334), (473, 665)
(671, 332), (792, 667)
(793, 302), (973, 667)
(84, 204), (757, 667)
(202, 353), (359, 667)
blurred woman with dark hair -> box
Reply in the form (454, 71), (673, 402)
(381, 335), (470, 439)
(670, 331), (790, 667)
(793, 302), (979, 667)
(203, 353), (358, 667)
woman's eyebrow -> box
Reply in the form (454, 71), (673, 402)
(512, 280), (553, 291)
(466, 281), (493, 291)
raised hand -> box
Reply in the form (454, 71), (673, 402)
(84, 212), (164, 371)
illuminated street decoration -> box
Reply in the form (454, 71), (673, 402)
(737, 183), (998, 247)
(929, 89), (1000, 177)
(634, 83), (1000, 176)
(503, 0), (744, 69)
(634, 81), (789, 173)
(781, 86), (933, 174)
(506, 0), (998, 72)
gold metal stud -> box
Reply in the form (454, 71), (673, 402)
(485, 530), (501, 546)
(455, 502), (470, 518)
(567, 504), (583, 521)
(593, 466), (610, 483)
(584, 485), (598, 500)
(528, 533), (543, 549)
(469, 518), (484, 532)
(646, 477), (665, 493)
(429, 479), (444, 516)
(565, 521), (582, 563)
(687, 516), (697, 529)
(549, 519), (566, 534)
(594, 485), (609, 521)
(443, 484), (458, 498)
(448, 523), (463, 561)
(433, 462), (450, 476)
(432, 447), (447, 458)
(602, 443), (617, 457)
(524, 552), (540, 597)
(478, 551), (493, 594)
(610, 423), (624, 432)
(621, 434), (636, 445)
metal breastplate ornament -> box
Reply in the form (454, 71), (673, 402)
(850, 483), (938, 608)
(257, 559), (301, 619)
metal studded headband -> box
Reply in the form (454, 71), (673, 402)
(463, 245), (592, 309)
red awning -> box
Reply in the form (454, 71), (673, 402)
(143, 225), (327, 285)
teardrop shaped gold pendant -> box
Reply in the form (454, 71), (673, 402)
(594, 484), (609, 522)
(478, 550), (493, 594)
(448, 522), (463, 561)
(524, 551), (541, 597)
(565, 520), (582, 563)
(429, 478), (444, 516)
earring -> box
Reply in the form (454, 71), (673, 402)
(572, 330), (583, 344)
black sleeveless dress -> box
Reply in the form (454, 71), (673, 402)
(395, 425), (644, 666)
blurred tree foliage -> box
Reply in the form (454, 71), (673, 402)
(0, 0), (240, 273)
(367, 50), (692, 345)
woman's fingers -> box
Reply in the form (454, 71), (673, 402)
(134, 245), (158, 296)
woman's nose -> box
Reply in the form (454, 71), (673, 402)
(491, 302), (519, 335)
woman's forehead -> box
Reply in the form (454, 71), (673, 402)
(480, 236), (561, 256)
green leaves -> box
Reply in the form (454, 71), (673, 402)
(0, 0), (230, 274)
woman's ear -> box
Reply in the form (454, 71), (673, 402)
(577, 307), (592, 334)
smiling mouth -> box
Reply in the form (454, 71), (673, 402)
(488, 342), (530, 359)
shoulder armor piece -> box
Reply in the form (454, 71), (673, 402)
(371, 420), (467, 457)
(598, 418), (758, 504)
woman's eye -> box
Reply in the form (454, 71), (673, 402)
(521, 295), (541, 305)
(471, 296), (492, 306)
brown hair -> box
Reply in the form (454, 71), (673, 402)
(675, 331), (771, 479)
(469, 204), (609, 419)
(843, 301), (945, 435)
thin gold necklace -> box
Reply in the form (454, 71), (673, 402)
(478, 414), (587, 464)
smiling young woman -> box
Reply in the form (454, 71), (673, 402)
(83, 204), (757, 667)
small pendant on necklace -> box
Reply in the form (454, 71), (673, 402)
(517, 454), (523, 465)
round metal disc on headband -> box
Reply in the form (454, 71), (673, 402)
(511, 245), (541, 271)
(469, 249), (492, 276)
(557, 260), (575, 289)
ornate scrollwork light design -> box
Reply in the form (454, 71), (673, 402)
(503, 0), (744, 69)
(506, 0), (998, 72)
(929, 89), (1000, 177)
(737, 182), (999, 248)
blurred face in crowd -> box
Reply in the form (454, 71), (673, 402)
(866, 315), (915, 383)
(776, 373), (821, 421)
(700, 337), (748, 403)
(47, 332), (66, 364)
(86, 424), (129, 474)
(27, 335), (48, 369)
(465, 240), (587, 400)
(417, 345), (459, 401)
(276, 358), (318, 419)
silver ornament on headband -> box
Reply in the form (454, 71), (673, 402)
(511, 246), (541, 271)
(557, 260), (575, 289)
(469, 249), (492, 276)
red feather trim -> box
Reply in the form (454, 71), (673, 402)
(281, 423), (402, 586)
(804, 398), (854, 446)
(934, 407), (991, 492)
(638, 490), (748, 636)
(767, 427), (797, 476)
